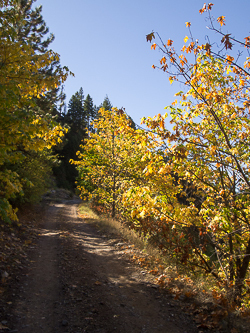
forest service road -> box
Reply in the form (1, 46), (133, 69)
(7, 199), (200, 333)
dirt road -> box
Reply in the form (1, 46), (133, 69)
(3, 199), (200, 333)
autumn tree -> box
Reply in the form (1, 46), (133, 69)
(141, 3), (250, 304)
(7, 0), (69, 206)
(0, 0), (71, 221)
(73, 107), (148, 218)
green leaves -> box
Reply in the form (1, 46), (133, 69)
(0, 2), (71, 221)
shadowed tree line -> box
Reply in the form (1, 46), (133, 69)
(53, 92), (113, 190)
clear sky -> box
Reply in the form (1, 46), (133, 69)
(35, 0), (250, 128)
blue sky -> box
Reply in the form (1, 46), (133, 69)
(35, 0), (250, 128)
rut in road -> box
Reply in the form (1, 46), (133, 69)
(11, 199), (199, 333)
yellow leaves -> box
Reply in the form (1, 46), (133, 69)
(159, 119), (165, 129)
(159, 165), (172, 174)
(217, 16), (226, 26)
(244, 36), (250, 48)
(199, 3), (213, 14)
(243, 100), (250, 109)
(139, 209), (147, 218)
(179, 54), (187, 67)
(167, 39), (173, 47)
(185, 22), (191, 28)
(238, 132), (247, 140)
(144, 163), (154, 175)
(160, 57), (168, 71)
(239, 79), (246, 87)
(131, 209), (139, 219)
(243, 58), (250, 69)
(169, 76), (174, 84)
(0, 2), (75, 222)
(184, 36), (189, 43)
(207, 3), (214, 10)
(199, 3), (206, 14)
(160, 57), (166, 65)
(158, 167), (165, 175)
(209, 146), (217, 156)
(230, 148), (238, 156)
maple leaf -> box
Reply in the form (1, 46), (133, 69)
(217, 16), (226, 26)
(160, 57), (166, 65)
(244, 36), (250, 47)
(162, 63), (168, 71)
(185, 22), (191, 27)
(159, 119), (165, 129)
(184, 36), (189, 43)
(199, 4), (206, 14)
(221, 34), (232, 49)
(146, 32), (155, 43)
(204, 43), (211, 55)
(167, 39), (173, 46)
(151, 43), (157, 50)
(226, 55), (234, 63)
(117, 108), (124, 115)
(207, 3), (214, 10)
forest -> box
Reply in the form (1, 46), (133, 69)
(1, 0), (250, 317)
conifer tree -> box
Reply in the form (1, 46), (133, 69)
(84, 94), (96, 132)
(101, 95), (112, 111)
(65, 88), (85, 130)
(14, 0), (54, 51)
(13, 0), (67, 115)
(54, 88), (87, 189)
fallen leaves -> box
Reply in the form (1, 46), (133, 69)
(94, 280), (102, 286)
(0, 323), (9, 330)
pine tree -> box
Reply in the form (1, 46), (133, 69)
(14, 0), (54, 52)
(53, 88), (87, 189)
(65, 88), (85, 130)
(101, 95), (112, 111)
(13, 0), (67, 116)
(84, 94), (96, 132)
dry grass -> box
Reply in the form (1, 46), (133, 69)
(78, 202), (211, 292)
(78, 202), (163, 255)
